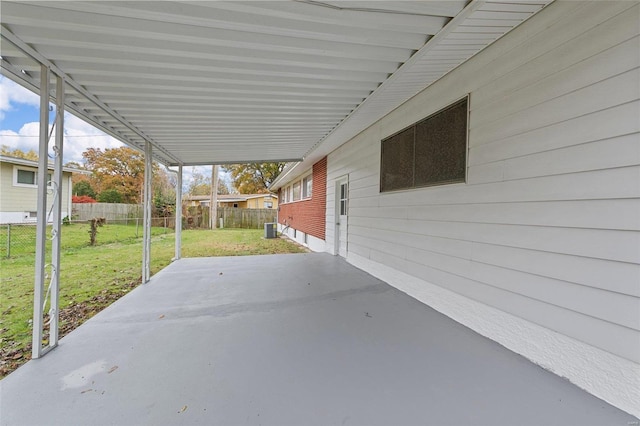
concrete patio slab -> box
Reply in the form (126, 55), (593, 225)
(1, 253), (636, 425)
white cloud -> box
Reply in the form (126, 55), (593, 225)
(0, 122), (40, 154)
(0, 76), (40, 120)
(0, 113), (124, 164)
(61, 112), (124, 163)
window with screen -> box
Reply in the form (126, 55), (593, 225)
(293, 182), (301, 201)
(302, 175), (312, 198)
(380, 97), (468, 192)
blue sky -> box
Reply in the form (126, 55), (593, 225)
(0, 75), (222, 190)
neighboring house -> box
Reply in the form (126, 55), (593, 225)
(271, 1), (639, 416)
(0, 156), (82, 224)
(183, 194), (278, 209)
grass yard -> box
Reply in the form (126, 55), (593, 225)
(0, 223), (306, 378)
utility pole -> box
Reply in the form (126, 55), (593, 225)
(209, 165), (219, 229)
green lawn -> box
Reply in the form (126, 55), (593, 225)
(0, 223), (305, 377)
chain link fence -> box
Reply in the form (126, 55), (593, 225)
(0, 218), (175, 259)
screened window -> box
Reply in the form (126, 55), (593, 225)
(292, 181), (301, 201)
(381, 97), (468, 192)
(302, 175), (312, 198)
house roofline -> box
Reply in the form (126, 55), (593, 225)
(0, 155), (89, 174)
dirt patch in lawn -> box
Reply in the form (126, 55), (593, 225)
(0, 278), (141, 378)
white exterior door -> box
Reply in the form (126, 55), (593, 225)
(335, 177), (348, 257)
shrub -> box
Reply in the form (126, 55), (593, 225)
(97, 189), (123, 203)
(72, 181), (96, 199)
(72, 195), (97, 203)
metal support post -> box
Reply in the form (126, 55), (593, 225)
(209, 165), (218, 229)
(32, 65), (49, 359)
(174, 165), (182, 261)
(142, 141), (152, 283)
(49, 74), (64, 348)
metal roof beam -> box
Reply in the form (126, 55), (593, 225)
(0, 25), (182, 166)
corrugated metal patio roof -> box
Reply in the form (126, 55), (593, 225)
(0, 1), (551, 166)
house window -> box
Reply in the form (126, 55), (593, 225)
(293, 181), (301, 201)
(13, 167), (52, 188)
(265, 202), (273, 209)
(302, 175), (312, 198)
(17, 169), (36, 185)
(380, 97), (468, 192)
(233, 203), (238, 208)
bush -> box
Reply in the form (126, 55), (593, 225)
(72, 195), (97, 203)
(72, 181), (96, 199)
(97, 189), (123, 203)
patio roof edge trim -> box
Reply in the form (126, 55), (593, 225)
(168, 158), (303, 167)
(299, 0), (486, 161)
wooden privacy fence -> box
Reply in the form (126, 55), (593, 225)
(73, 203), (143, 221)
(183, 206), (277, 229)
(218, 208), (277, 229)
(74, 204), (276, 229)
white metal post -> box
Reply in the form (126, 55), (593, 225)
(49, 74), (64, 348)
(32, 65), (49, 359)
(174, 165), (182, 261)
(209, 165), (219, 229)
(142, 141), (152, 283)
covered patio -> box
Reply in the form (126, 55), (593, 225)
(2, 1), (639, 421)
(0, 253), (635, 425)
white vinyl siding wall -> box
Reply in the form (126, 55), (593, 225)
(0, 162), (73, 222)
(325, 1), (639, 415)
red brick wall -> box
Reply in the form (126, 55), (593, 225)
(278, 157), (327, 240)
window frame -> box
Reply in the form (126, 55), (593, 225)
(13, 166), (52, 188)
(281, 171), (313, 204)
(302, 174), (312, 199)
(380, 96), (469, 193)
(292, 181), (301, 201)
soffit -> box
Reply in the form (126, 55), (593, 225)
(0, 1), (551, 167)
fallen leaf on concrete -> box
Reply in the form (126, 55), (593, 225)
(107, 366), (118, 374)
(178, 405), (188, 413)
(81, 389), (93, 394)
(158, 314), (165, 319)
(219, 272), (223, 275)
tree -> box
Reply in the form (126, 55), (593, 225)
(222, 163), (285, 194)
(82, 146), (156, 204)
(72, 181), (96, 199)
(97, 188), (124, 203)
(187, 168), (231, 196)
(187, 168), (211, 196)
(217, 178), (230, 195)
(1, 145), (39, 161)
